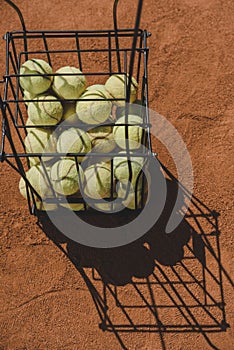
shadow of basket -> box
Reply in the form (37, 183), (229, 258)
(39, 164), (231, 350)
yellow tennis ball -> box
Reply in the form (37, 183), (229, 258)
(52, 66), (86, 100)
(76, 92), (112, 125)
(28, 95), (63, 126)
(62, 103), (79, 124)
(19, 165), (57, 211)
(20, 59), (53, 94)
(113, 151), (145, 185)
(113, 150), (145, 209)
(50, 159), (83, 196)
(19, 165), (49, 199)
(19, 164), (53, 199)
(57, 127), (92, 161)
(113, 114), (144, 150)
(105, 74), (138, 106)
(83, 162), (117, 211)
(24, 127), (57, 166)
(83, 162), (112, 199)
(88, 125), (116, 154)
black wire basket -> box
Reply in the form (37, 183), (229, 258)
(0, 0), (155, 216)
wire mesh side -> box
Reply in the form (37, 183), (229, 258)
(2, 29), (151, 214)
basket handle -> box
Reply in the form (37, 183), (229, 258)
(3, 0), (27, 32)
(3, 0), (28, 56)
(0, 94), (5, 162)
(113, 0), (144, 102)
(1, 1), (28, 160)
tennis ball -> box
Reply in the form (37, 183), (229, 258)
(24, 127), (57, 166)
(57, 127), (91, 161)
(19, 165), (57, 211)
(86, 84), (112, 99)
(20, 59), (53, 94)
(76, 93), (112, 125)
(105, 74), (138, 106)
(88, 125), (116, 154)
(50, 159), (83, 196)
(62, 103), (79, 124)
(113, 151), (145, 185)
(25, 118), (55, 165)
(52, 66), (86, 100)
(19, 164), (53, 200)
(28, 95), (63, 126)
(83, 162), (118, 211)
(114, 151), (145, 209)
(83, 162), (112, 199)
(113, 114), (144, 150)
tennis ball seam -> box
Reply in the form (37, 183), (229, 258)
(76, 130), (88, 153)
(31, 59), (51, 81)
(52, 162), (77, 182)
(83, 90), (106, 99)
(57, 128), (91, 154)
(114, 162), (142, 179)
(41, 99), (61, 122)
(87, 163), (111, 175)
(104, 89), (115, 100)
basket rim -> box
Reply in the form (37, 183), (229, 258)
(4, 28), (146, 36)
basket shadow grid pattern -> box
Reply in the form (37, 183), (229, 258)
(1, 29), (151, 213)
(87, 194), (228, 334)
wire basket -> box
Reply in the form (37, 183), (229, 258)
(0, 0), (154, 216)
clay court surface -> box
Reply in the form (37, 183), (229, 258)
(0, 0), (233, 349)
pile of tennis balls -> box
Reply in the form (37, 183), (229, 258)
(19, 58), (147, 211)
